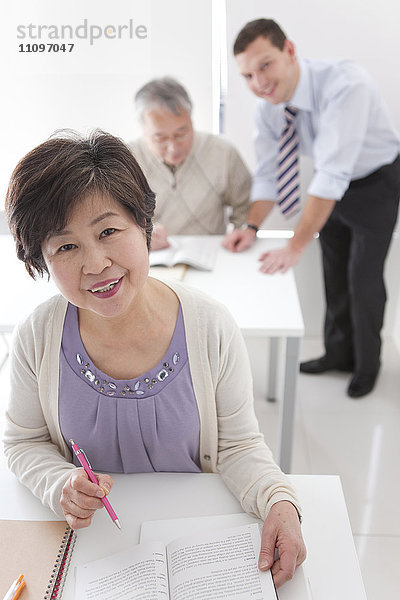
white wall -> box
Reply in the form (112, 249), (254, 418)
(0, 0), (213, 199)
(224, 0), (400, 337)
(2, 0), (400, 346)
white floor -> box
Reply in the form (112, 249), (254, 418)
(247, 335), (400, 600)
(1, 333), (399, 599)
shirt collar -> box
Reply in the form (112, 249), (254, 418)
(289, 59), (313, 112)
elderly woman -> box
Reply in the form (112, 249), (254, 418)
(4, 130), (305, 588)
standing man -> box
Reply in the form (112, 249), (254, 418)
(130, 77), (251, 249)
(223, 19), (400, 398)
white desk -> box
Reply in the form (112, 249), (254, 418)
(170, 235), (305, 473)
(0, 470), (367, 600)
(2, 233), (304, 472)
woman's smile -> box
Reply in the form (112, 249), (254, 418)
(88, 276), (123, 298)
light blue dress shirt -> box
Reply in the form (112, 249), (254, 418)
(251, 58), (400, 202)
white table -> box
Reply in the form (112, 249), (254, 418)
(170, 235), (305, 472)
(1, 233), (304, 471)
(0, 470), (367, 600)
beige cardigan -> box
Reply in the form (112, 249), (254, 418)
(3, 279), (300, 520)
(130, 132), (251, 234)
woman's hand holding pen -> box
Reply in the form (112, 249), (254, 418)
(60, 468), (114, 530)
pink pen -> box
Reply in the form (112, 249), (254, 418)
(69, 439), (122, 530)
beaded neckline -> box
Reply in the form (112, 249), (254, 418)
(74, 351), (181, 397)
(61, 303), (186, 399)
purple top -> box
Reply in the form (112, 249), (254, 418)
(59, 303), (201, 473)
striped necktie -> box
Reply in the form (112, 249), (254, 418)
(277, 105), (301, 217)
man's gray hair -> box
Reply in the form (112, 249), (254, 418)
(134, 77), (193, 120)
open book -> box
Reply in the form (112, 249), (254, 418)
(149, 236), (218, 271)
(141, 514), (312, 600)
(74, 523), (277, 599)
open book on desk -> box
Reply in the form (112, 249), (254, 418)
(141, 513), (312, 600)
(149, 236), (218, 271)
(74, 523), (277, 599)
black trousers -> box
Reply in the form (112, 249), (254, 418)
(319, 155), (400, 375)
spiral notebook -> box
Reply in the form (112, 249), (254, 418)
(0, 520), (76, 600)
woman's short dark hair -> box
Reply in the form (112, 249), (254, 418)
(5, 130), (156, 279)
(233, 19), (287, 55)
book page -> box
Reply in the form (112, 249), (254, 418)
(141, 514), (311, 600)
(166, 523), (277, 600)
(149, 237), (217, 271)
(149, 241), (179, 268)
(74, 541), (168, 600)
(173, 237), (217, 270)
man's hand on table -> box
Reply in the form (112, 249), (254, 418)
(222, 227), (257, 252)
(151, 223), (170, 250)
(258, 244), (302, 274)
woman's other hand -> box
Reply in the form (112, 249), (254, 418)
(259, 500), (307, 588)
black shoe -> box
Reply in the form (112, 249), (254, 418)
(300, 355), (354, 374)
(347, 372), (378, 398)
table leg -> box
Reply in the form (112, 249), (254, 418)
(267, 337), (279, 402)
(277, 336), (300, 473)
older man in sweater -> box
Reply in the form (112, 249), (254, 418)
(130, 77), (251, 249)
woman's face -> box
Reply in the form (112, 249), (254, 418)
(41, 193), (149, 320)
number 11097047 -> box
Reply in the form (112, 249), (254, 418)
(18, 43), (74, 52)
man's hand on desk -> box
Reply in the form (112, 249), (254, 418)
(222, 227), (257, 252)
(150, 223), (170, 250)
(258, 244), (302, 274)
(259, 500), (307, 588)
(60, 468), (114, 530)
